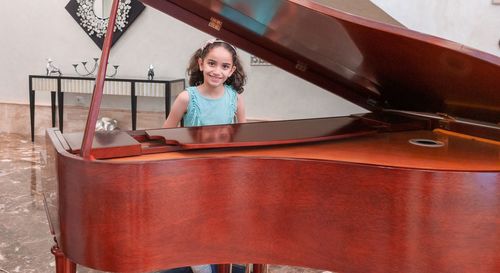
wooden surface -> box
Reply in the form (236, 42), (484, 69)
(45, 128), (500, 273)
(43, 1), (500, 272)
(146, 117), (377, 149)
(64, 131), (141, 159)
(110, 129), (500, 171)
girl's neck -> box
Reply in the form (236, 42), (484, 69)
(197, 83), (225, 98)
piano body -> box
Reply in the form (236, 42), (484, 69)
(43, 1), (500, 273)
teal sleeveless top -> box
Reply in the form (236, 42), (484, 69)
(183, 85), (238, 127)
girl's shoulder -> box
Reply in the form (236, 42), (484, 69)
(178, 89), (190, 97)
(176, 90), (190, 104)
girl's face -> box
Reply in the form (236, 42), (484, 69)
(198, 46), (236, 88)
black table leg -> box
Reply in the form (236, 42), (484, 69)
(164, 83), (171, 120)
(29, 85), (35, 142)
(51, 91), (56, 127)
(131, 85), (137, 130)
(57, 78), (64, 133)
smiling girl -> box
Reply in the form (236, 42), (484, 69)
(163, 39), (247, 128)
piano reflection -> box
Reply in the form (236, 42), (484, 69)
(43, 1), (500, 273)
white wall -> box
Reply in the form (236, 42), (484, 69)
(0, 0), (365, 123)
(371, 0), (500, 57)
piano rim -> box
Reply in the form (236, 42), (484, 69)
(46, 127), (500, 172)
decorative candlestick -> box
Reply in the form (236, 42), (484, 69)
(73, 57), (118, 77)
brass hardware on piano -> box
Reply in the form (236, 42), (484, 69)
(437, 112), (456, 130)
(295, 61), (308, 72)
(209, 17), (223, 31)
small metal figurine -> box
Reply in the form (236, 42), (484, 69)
(46, 58), (62, 76)
(95, 117), (119, 131)
(147, 64), (155, 80)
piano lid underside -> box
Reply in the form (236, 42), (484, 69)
(140, 0), (500, 123)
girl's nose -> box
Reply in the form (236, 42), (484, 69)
(213, 67), (223, 75)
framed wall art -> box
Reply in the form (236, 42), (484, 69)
(65, 0), (145, 49)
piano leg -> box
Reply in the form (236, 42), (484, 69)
(51, 245), (76, 273)
(217, 264), (231, 273)
(252, 264), (267, 273)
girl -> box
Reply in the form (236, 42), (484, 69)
(163, 39), (247, 128)
(161, 39), (246, 273)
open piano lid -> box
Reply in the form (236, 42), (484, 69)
(140, 0), (499, 124)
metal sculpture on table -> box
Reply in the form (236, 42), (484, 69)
(147, 64), (155, 80)
(46, 58), (62, 76)
(73, 57), (118, 77)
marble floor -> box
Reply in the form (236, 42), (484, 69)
(0, 133), (327, 273)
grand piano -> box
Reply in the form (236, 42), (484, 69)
(43, 1), (500, 273)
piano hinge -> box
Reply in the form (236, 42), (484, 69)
(437, 112), (456, 130)
(295, 61), (308, 72)
(208, 17), (222, 31)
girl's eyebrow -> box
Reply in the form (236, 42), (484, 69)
(206, 58), (232, 66)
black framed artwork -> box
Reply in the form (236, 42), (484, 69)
(65, 0), (145, 49)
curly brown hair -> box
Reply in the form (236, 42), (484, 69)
(187, 40), (247, 94)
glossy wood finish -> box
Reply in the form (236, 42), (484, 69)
(217, 264), (230, 273)
(51, 245), (76, 273)
(110, 129), (500, 171)
(43, 1), (500, 273)
(65, 131), (142, 159)
(251, 264), (267, 273)
(60, 116), (385, 159)
(45, 127), (499, 273)
(146, 117), (377, 149)
(140, 0), (500, 123)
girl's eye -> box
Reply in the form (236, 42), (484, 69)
(222, 64), (231, 69)
(207, 61), (215, 66)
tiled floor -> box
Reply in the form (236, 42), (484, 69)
(0, 133), (326, 273)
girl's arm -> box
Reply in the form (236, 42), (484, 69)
(162, 91), (189, 128)
(236, 94), (246, 123)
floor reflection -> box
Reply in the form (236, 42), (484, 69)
(0, 133), (328, 273)
(0, 133), (54, 273)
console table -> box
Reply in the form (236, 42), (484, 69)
(29, 75), (185, 142)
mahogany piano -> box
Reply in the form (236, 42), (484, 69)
(43, 1), (500, 273)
